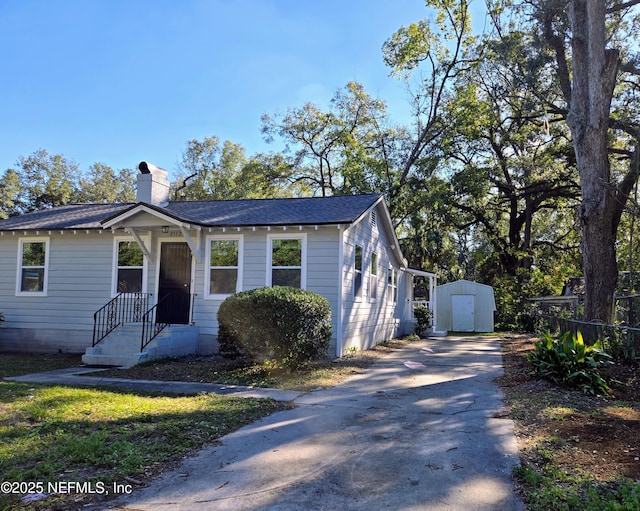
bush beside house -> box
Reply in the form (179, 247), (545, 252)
(217, 286), (332, 370)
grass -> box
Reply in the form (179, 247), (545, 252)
(8, 335), (638, 509)
(0, 340), (412, 510)
(0, 352), (82, 378)
(0, 355), (292, 510)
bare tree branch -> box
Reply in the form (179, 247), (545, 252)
(606, 0), (640, 15)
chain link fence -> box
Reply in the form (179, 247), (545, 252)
(533, 294), (640, 362)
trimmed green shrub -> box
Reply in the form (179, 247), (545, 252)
(413, 304), (433, 337)
(527, 331), (612, 395)
(217, 286), (332, 370)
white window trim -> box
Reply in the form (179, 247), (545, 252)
(266, 233), (307, 289)
(111, 235), (149, 297)
(16, 237), (50, 297)
(353, 243), (363, 302)
(369, 251), (379, 302)
(205, 234), (244, 300)
(387, 266), (398, 304)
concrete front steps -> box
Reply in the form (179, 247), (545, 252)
(82, 323), (200, 368)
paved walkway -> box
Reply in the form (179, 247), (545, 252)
(8, 336), (524, 511)
(7, 366), (304, 401)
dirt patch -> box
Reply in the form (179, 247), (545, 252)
(89, 337), (416, 390)
(496, 334), (640, 482)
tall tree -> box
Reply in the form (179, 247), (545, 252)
(77, 163), (136, 203)
(236, 153), (309, 198)
(174, 136), (300, 200)
(174, 136), (242, 200)
(380, 0), (481, 272)
(440, 31), (581, 280)
(14, 149), (79, 212)
(509, 0), (640, 321)
(0, 169), (22, 218)
(261, 82), (399, 198)
(382, 0), (475, 200)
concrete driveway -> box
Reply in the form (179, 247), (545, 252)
(103, 336), (524, 511)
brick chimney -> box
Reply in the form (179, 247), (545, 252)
(136, 161), (170, 207)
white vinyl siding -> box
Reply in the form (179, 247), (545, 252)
(205, 235), (243, 299)
(341, 203), (404, 352)
(191, 228), (339, 355)
(1, 232), (118, 352)
(16, 237), (49, 296)
(0, 202), (409, 359)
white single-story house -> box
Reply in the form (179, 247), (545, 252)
(0, 163), (437, 366)
(436, 279), (495, 332)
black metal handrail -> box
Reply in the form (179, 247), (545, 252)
(93, 293), (151, 347)
(140, 294), (171, 351)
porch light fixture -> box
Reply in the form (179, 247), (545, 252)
(162, 226), (169, 234)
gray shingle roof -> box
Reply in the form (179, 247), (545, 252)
(0, 194), (383, 230)
(0, 203), (133, 230)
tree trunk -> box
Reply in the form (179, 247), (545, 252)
(566, 0), (620, 322)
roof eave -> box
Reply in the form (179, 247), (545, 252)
(348, 195), (407, 268)
(101, 203), (201, 230)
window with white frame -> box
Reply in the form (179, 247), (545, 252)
(17, 238), (49, 295)
(370, 252), (378, 300)
(206, 236), (243, 298)
(354, 244), (363, 299)
(268, 234), (306, 288)
(113, 238), (146, 295)
(387, 266), (398, 303)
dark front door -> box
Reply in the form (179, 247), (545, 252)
(158, 242), (192, 324)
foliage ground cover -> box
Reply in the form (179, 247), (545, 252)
(526, 331), (612, 395)
(91, 338), (413, 391)
(497, 335), (640, 510)
(0, 359), (291, 510)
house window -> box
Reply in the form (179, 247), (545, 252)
(354, 244), (363, 299)
(206, 236), (243, 298)
(268, 234), (306, 289)
(370, 252), (378, 300)
(114, 240), (145, 294)
(387, 267), (398, 303)
(17, 238), (49, 295)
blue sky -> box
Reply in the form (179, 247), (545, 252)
(0, 0), (431, 180)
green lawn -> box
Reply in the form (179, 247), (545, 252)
(0, 355), (291, 510)
(0, 342), (405, 510)
(0, 352), (82, 378)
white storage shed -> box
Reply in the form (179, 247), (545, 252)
(436, 280), (495, 332)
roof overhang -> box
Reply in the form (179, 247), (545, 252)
(349, 195), (408, 268)
(406, 268), (437, 278)
(102, 203), (203, 263)
(101, 203), (201, 231)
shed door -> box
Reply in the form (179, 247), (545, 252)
(157, 242), (192, 324)
(452, 294), (474, 332)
